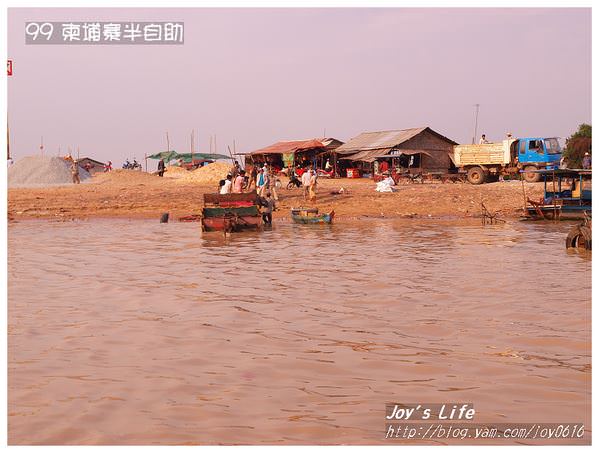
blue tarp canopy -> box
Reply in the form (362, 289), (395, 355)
(147, 151), (231, 162)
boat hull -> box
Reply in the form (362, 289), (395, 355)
(202, 215), (262, 232)
(201, 205), (262, 232)
(291, 211), (335, 224)
(525, 206), (592, 220)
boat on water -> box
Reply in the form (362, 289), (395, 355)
(201, 192), (262, 232)
(524, 169), (591, 220)
(291, 207), (335, 224)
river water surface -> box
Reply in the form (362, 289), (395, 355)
(8, 219), (591, 445)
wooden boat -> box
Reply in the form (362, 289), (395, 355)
(524, 169), (591, 220)
(201, 192), (262, 232)
(291, 207), (334, 224)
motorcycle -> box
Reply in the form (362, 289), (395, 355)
(286, 172), (302, 190)
(123, 160), (142, 170)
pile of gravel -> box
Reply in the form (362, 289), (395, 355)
(8, 155), (91, 188)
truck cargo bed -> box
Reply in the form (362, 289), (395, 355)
(453, 142), (511, 166)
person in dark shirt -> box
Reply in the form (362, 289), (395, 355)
(260, 191), (276, 225)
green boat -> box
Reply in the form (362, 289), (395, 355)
(291, 207), (335, 224)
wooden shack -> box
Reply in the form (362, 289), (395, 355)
(244, 137), (343, 174)
(334, 127), (457, 177)
(76, 157), (106, 175)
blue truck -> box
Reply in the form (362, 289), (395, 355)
(453, 137), (562, 184)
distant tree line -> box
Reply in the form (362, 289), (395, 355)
(563, 123), (591, 168)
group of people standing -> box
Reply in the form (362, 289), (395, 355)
(217, 161), (277, 225)
(218, 160), (320, 204)
(219, 161), (281, 200)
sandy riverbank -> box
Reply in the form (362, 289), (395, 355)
(8, 169), (544, 221)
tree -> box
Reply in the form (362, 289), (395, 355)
(563, 123), (592, 168)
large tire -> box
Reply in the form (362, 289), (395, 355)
(467, 167), (486, 185)
(523, 166), (541, 183)
(566, 225), (592, 250)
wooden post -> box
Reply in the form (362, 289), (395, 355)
(166, 131), (170, 152)
(190, 129), (194, 166)
(552, 170), (557, 220)
(520, 172), (527, 214)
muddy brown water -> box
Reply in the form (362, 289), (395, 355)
(8, 219), (591, 445)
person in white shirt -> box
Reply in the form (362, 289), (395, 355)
(301, 168), (312, 200)
(220, 174), (233, 194)
(479, 134), (489, 144)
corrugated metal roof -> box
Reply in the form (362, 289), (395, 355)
(339, 150), (434, 162)
(317, 137), (344, 148)
(77, 157), (106, 166)
(335, 127), (457, 155)
(247, 139), (325, 155)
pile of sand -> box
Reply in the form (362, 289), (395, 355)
(163, 166), (189, 179)
(177, 161), (232, 185)
(8, 155), (90, 187)
(91, 169), (163, 185)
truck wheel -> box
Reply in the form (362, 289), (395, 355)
(467, 167), (486, 185)
(523, 166), (540, 183)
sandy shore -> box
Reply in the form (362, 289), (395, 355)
(8, 170), (544, 221)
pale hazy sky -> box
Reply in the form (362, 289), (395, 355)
(8, 8), (591, 165)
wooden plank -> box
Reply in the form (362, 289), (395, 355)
(203, 191), (258, 205)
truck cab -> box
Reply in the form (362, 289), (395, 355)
(514, 137), (562, 182)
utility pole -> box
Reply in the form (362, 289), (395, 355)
(472, 103), (480, 144)
(166, 131), (170, 151)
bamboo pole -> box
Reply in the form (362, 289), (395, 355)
(190, 129), (194, 166)
(520, 172), (527, 214)
(552, 169), (557, 220)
